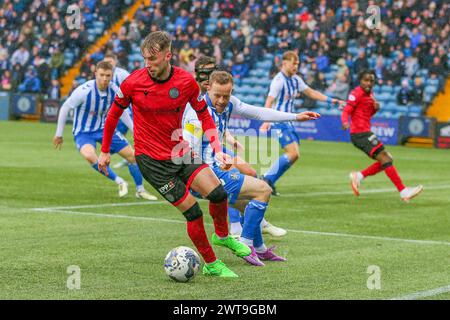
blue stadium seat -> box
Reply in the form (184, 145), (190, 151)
(426, 78), (439, 87)
(409, 105), (422, 113)
(425, 86), (438, 95)
(381, 85), (393, 94)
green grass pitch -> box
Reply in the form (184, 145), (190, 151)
(1, 121), (449, 300)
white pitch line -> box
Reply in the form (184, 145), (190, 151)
(389, 284), (450, 300)
(30, 208), (450, 247)
(285, 229), (450, 247)
(31, 183), (450, 212)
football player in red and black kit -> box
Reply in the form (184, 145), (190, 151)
(341, 70), (423, 202)
(99, 31), (251, 278)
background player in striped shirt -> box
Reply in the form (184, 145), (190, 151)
(183, 71), (320, 265)
(260, 51), (345, 195)
(342, 70), (423, 202)
(194, 56), (287, 238)
(53, 61), (156, 200)
(103, 53), (134, 169)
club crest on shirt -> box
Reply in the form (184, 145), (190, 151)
(197, 94), (204, 102)
(349, 94), (356, 101)
(169, 88), (179, 99)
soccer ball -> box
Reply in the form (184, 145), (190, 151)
(164, 246), (201, 282)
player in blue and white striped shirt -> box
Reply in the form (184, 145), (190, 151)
(53, 61), (156, 200)
(260, 51), (345, 195)
(104, 54), (134, 169)
(183, 71), (320, 265)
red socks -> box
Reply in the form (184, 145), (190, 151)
(361, 162), (383, 177)
(360, 162), (406, 192)
(209, 200), (229, 238)
(384, 165), (406, 192)
(187, 216), (216, 263)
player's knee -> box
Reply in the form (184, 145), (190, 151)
(182, 202), (203, 221)
(259, 181), (272, 202)
(286, 150), (299, 163)
(381, 161), (393, 169)
(205, 185), (228, 203)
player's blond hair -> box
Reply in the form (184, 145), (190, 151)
(282, 51), (299, 62)
(141, 31), (172, 55)
(209, 71), (234, 86)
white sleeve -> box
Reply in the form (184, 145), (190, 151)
(55, 86), (86, 137)
(295, 75), (309, 92)
(232, 96), (297, 122)
(267, 76), (284, 99)
(119, 109), (134, 133)
(117, 68), (130, 84)
(182, 108), (203, 157)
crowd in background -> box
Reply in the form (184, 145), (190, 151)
(0, 0), (449, 111)
(0, 0), (125, 97)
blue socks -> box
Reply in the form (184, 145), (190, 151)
(228, 207), (241, 223)
(128, 162), (144, 190)
(241, 200), (268, 247)
(263, 154), (292, 186)
(92, 162), (118, 182)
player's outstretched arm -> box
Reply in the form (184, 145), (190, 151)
(296, 111), (321, 121)
(303, 87), (346, 109)
(234, 99), (320, 123)
(260, 96), (275, 132)
(53, 98), (77, 150)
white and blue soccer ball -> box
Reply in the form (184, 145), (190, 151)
(164, 246), (201, 282)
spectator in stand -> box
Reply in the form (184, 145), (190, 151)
(326, 74), (350, 101)
(410, 77), (425, 105)
(353, 51), (369, 76)
(1, 70), (12, 91)
(405, 54), (419, 78)
(48, 79), (61, 99)
(18, 68), (42, 93)
(50, 47), (64, 79)
(383, 61), (404, 85)
(315, 49), (329, 72)
(10, 45), (30, 67)
(374, 55), (384, 85)
(231, 54), (249, 81)
(397, 79), (412, 106)
(249, 37), (264, 68)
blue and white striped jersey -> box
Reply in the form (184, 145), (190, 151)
(63, 80), (117, 135)
(113, 67), (133, 119)
(183, 94), (235, 167)
(112, 67), (130, 88)
(268, 71), (309, 113)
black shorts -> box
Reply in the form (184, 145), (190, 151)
(135, 152), (208, 206)
(350, 131), (385, 159)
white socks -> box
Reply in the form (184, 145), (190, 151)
(115, 177), (125, 185)
(260, 218), (268, 228)
(239, 237), (253, 247)
(230, 222), (243, 235)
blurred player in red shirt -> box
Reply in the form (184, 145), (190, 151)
(341, 70), (423, 202)
(99, 31), (251, 277)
